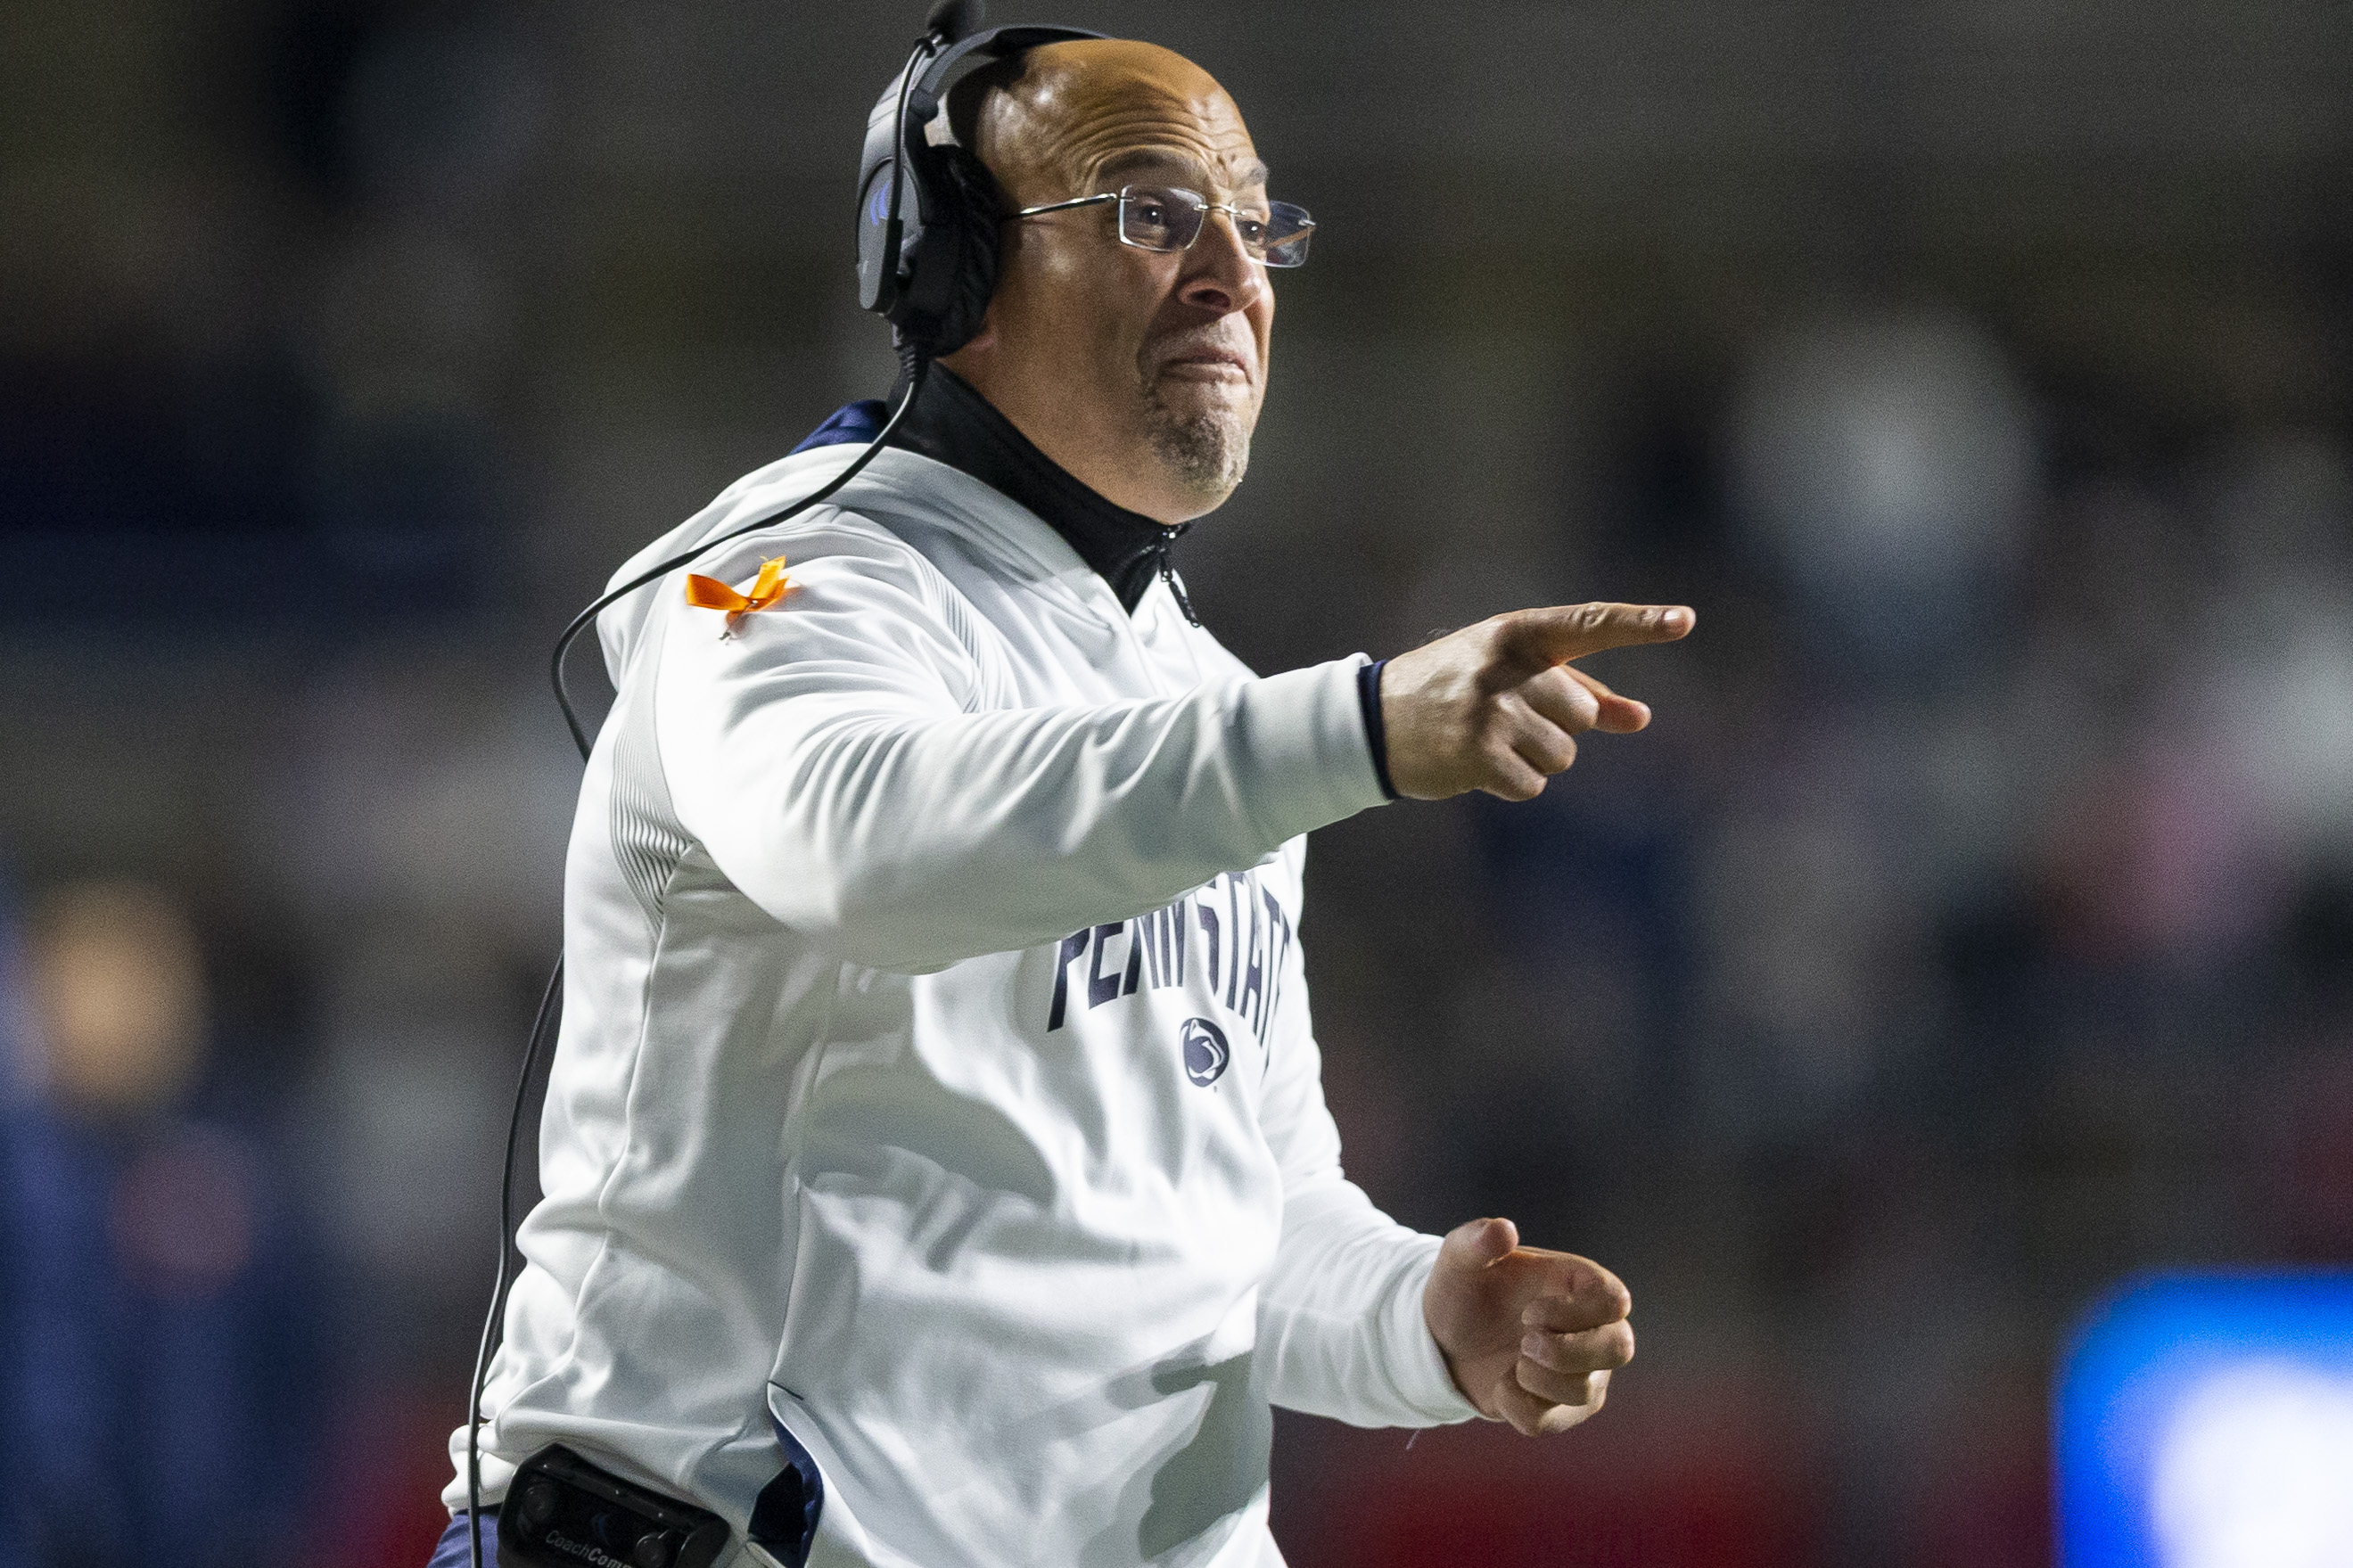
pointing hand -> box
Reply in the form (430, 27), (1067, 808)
(1379, 603), (1693, 800)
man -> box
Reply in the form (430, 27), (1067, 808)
(440, 35), (1691, 1568)
(5, 883), (324, 1565)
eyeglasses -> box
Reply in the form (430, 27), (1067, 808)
(1008, 185), (1314, 267)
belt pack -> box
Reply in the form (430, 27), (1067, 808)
(498, 1446), (728, 1568)
(496, 1434), (823, 1568)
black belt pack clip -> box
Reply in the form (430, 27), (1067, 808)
(498, 1444), (729, 1568)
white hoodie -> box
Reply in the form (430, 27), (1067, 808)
(445, 439), (1481, 1568)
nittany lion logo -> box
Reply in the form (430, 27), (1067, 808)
(1180, 1017), (1230, 1087)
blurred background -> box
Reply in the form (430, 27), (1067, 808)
(3, 2), (2349, 1564)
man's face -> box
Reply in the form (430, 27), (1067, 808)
(942, 42), (1277, 523)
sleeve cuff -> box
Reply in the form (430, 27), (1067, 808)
(1355, 658), (1399, 801)
(1380, 1236), (1491, 1424)
(1230, 656), (1395, 838)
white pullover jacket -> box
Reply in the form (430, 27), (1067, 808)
(446, 393), (1481, 1568)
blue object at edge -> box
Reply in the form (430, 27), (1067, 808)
(2056, 1269), (2353, 1566)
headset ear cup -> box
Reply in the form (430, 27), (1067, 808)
(925, 144), (1004, 357)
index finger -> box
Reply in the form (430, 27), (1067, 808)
(1501, 603), (1693, 669)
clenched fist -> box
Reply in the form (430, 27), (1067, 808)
(1380, 603), (1693, 800)
(1423, 1218), (1635, 1436)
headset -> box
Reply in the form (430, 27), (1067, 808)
(467, 5), (1108, 1565)
(855, 1), (1108, 360)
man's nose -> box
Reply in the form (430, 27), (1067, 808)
(1176, 209), (1264, 316)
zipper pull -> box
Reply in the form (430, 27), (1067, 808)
(1158, 528), (1199, 626)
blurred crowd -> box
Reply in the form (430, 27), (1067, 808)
(3, 3), (2348, 1565)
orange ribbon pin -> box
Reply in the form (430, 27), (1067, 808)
(684, 555), (793, 637)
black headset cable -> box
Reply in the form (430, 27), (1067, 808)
(467, 20), (949, 1564)
(466, 343), (934, 1568)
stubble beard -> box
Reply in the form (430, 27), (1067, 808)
(1141, 391), (1252, 505)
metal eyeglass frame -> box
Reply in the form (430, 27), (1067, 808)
(1007, 185), (1314, 267)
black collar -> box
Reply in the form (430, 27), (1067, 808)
(886, 367), (1194, 620)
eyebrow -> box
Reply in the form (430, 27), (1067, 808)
(1090, 147), (1271, 195)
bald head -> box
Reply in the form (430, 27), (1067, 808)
(939, 39), (1279, 524)
(951, 41), (1266, 214)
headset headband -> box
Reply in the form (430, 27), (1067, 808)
(907, 24), (1106, 122)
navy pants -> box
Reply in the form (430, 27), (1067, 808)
(425, 1511), (498, 1568)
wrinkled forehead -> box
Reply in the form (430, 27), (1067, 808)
(970, 41), (1268, 204)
